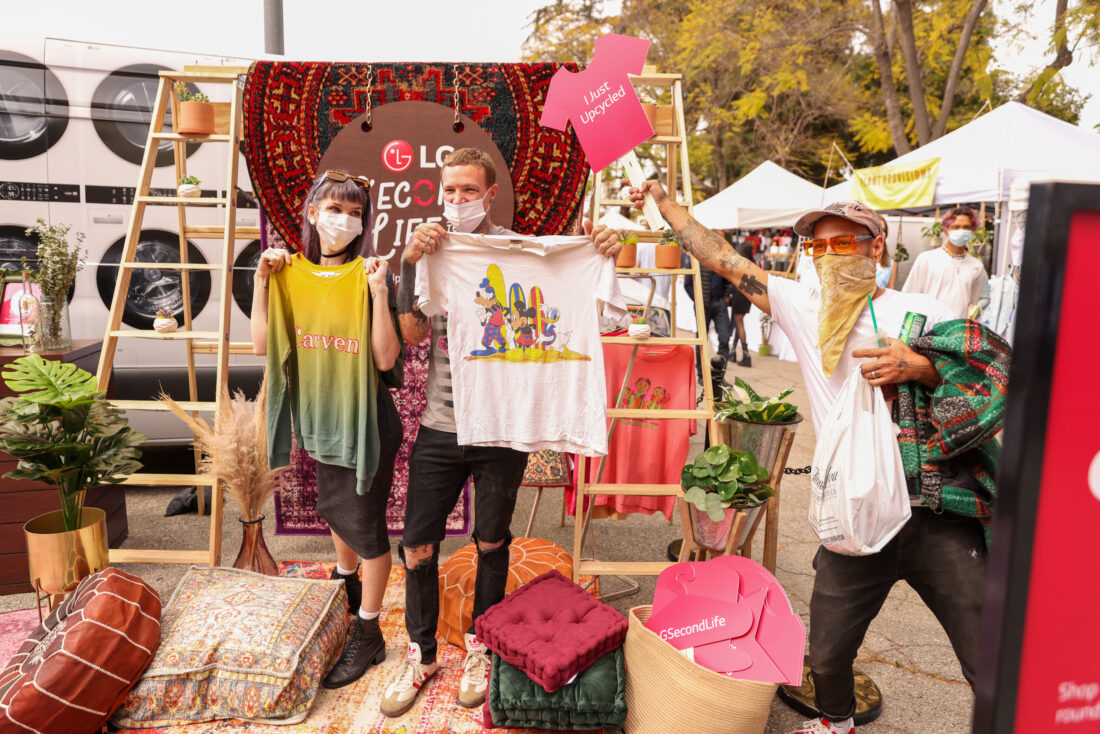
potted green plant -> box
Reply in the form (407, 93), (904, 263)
(0, 355), (145, 601)
(628, 315), (650, 340)
(153, 307), (179, 333)
(758, 312), (773, 357)
(617, 232), (638, 268)
(178, 174), (201, 198)
(655, 228), (681, 268)
(681, 444), (774, 551)
(714, 376), (803, 473)
(24, 218), (84, 351)
(175, 81), (214, 136)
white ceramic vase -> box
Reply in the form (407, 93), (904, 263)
(153, 316), (178, 333)
(177, 184), (201, 198)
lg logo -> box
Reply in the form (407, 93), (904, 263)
(382, 140), (414, 173)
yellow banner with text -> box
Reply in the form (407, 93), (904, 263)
(850, 158), (941, 209)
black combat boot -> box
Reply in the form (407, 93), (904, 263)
(322, 616), (387, 688)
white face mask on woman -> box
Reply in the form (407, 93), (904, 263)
(443, 192), (491, 233)
(313, 211), (363, 252)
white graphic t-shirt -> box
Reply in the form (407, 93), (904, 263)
(415, 233), (626, 456)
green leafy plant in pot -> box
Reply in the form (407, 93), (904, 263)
(0, 355), (145, 599)
(714, 376), (802, 479)
(681, 444), (773, 551)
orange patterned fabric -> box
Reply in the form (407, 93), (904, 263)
(0, 568), (162, 733)
(438, 538), (573, 651)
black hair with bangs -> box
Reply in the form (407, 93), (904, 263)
(299, 170), (375, 263)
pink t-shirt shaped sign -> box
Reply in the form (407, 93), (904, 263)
(541, 33), (654, 173)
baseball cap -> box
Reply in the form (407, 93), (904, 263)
(794, 200), (883, 239)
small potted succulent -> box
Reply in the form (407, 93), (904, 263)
(175, 82), (214, 136)
(616, 232), (638, 268)
(177, 175), (201, 198)
(153, 308), (178, 333)
(628, 315), (651, 340)
(655, 228), (682, 269)
(758, 312), (773, 357)
(681, 444), (774, 551)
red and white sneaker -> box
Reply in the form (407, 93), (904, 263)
(457, 633), (490, 708)
(791, 717), (856, 734)
(380, 642), (438, 718)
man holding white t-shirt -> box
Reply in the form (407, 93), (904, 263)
(627, 183), (1000, 734)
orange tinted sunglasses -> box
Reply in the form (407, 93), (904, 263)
(324, 170), (372, 191)
(801, 233), (873, 257)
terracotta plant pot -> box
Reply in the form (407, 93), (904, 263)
(177, 101), (215, 136)
(24, 507), (109, 602)
(616, 241), (638, 268)
(655, 244), (682, 268)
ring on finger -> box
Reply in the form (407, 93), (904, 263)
(872, 370), (879, 379)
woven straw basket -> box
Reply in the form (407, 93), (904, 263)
(624, 606), (777, 734)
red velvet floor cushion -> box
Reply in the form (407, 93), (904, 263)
(438, 537), (573, 651)
(0, 568), (162, 733)
(474, 569), (627, 693)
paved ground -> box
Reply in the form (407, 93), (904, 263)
(1, 353), (974, 733)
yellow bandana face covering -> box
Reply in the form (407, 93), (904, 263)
(814, 254), (878, 377)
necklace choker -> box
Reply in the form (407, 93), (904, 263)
(321, 244), (352, 261)
(941, 245), (967, 260)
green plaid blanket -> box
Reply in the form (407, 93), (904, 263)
(895, 319), (1011, 547)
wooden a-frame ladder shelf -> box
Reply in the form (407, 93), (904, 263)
(98, 67), (252, 567)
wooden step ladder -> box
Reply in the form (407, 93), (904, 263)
(97, 67), (252, 567)
(573, 70), (723, 587)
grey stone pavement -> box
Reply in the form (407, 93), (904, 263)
(0, 353), (974, 733)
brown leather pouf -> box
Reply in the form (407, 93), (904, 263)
(0, 568), (162, 733)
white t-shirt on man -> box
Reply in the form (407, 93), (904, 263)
(416, 233), (625, 456)
(767, 276), (955, 436)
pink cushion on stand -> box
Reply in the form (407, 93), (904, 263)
(474, 569), (627, 694)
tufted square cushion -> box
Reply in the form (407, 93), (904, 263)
(111, 566), (346, 727)
(489, 649), (627, 730)
(438, 537), (573, 651)
(474, 569), (627, 693)
(0, 568), (162, 733)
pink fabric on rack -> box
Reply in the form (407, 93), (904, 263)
(568, 341), (696, 520)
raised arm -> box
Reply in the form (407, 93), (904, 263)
(366, 259), (400, 371)
(628, 181), (773, 315)
(396, 222), (446, 345)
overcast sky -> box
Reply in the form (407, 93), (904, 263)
(12, 0), (1099, 129)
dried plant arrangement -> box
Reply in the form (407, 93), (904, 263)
(159, 377), (283, 522)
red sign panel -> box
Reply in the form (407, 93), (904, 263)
(1014, 211), (1100, 728)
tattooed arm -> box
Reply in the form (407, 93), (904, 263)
(396, 258), (431, 345)
(627, 181), (772, 315)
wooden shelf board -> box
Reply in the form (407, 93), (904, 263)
(110, 549), (210, 565)
(582, 483), (685, 497)
(136, 196), (228, 206)
(191, 341), (256, 354)
(577, 561), (676, 576)
(601, 336), (704, 346)
(606, 407), (711, 419)
(122, 474), (215, 487)
(110, 400), (217, 412)
(108, 330), (221, 340)
(150, 132), (232, 142)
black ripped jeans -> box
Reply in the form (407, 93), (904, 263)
(809, 506), (988, 720)
(401, 425), (529, 664)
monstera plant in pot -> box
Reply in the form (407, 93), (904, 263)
(0, 355), (144, 607)
(714, 377), (802, 473)
(681, 444), (774, 552)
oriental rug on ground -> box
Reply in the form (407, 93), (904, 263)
(126, 561), (602, 734)
(242, 62), (590, 253)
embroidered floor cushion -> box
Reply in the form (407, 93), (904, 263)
(488, 649), (627, 730)
(111, 566), (346, 727)
(438, 537), (573, 651)
(0, 568), (162, 733)
(474, 569), (627, 693)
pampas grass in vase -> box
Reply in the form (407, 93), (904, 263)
(160, 377), (284, 576)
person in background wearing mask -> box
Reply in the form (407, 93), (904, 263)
(626, 182), (1009, 734)
(386, 148), (620, 717)
(251, 169), (403, 689)
(901, 206), (988, 318)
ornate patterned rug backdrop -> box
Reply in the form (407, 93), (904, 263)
(135, 560), (601, 734)
(274, 336), (471, 537)
(243, 61), (590, 252)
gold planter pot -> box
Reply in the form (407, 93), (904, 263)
(24, 507), (109, 612)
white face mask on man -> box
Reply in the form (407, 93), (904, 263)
(443, 191), (491, 233)
(313, 211), (363, 252)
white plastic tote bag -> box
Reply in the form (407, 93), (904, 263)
(809, 367), (911, 555)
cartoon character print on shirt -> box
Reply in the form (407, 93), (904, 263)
(617, 377), (669, 428)
(466, 264), (590, 363)
(470, 264), (509, 357)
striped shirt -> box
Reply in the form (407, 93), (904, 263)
(419, 225), (514, 433)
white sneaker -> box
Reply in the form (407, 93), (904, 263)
(792, 718), (855, 734)
(380, 642), (438, 718)
(457, 633), (490, 708)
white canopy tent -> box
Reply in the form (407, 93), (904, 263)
(694, 160), (825, 230)
(823, 102), (1100, 207)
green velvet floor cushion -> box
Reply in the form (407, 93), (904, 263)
(488, 648), (627, 730)
(111, 566), (347, 728)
